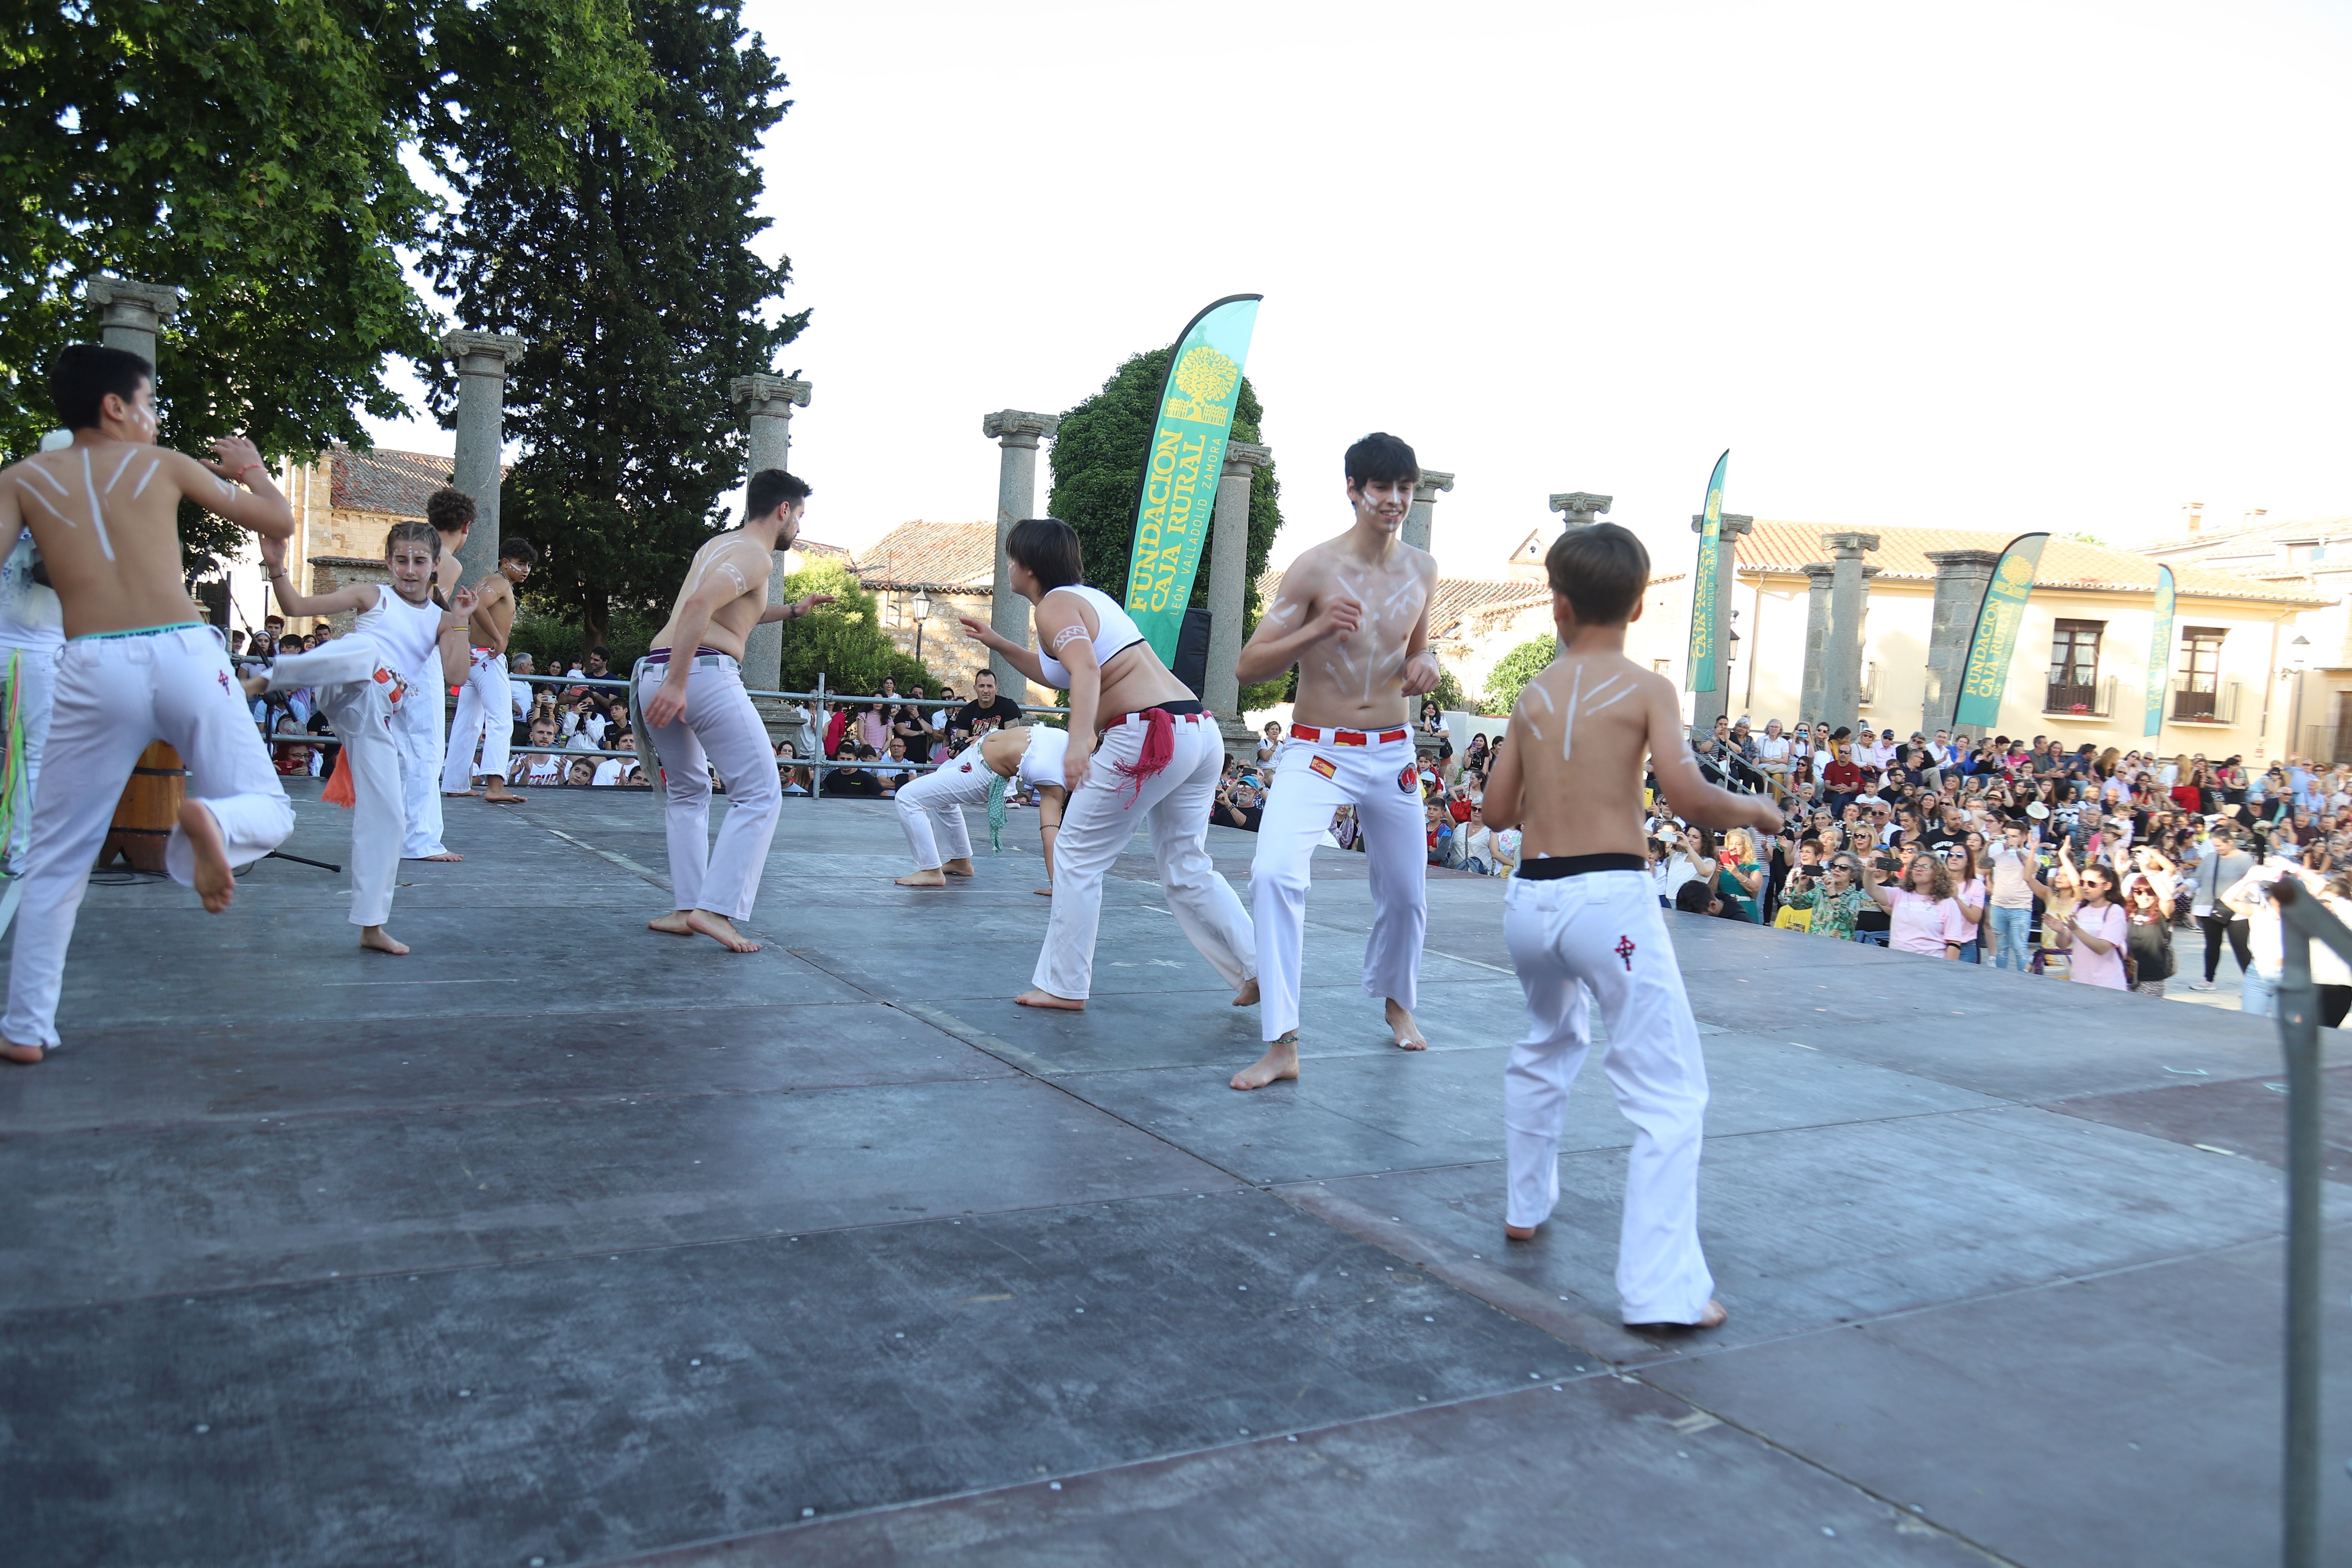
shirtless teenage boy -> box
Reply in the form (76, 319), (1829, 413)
(1229, 432), (1441, 1090)
(1480, 522), (1780, 1329)
(635, 468), (833, 952)
(440, 536), (537, 803)
(0, 345), (297, 1062)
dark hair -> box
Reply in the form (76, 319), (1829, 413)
(426, 487), (476, 536)
(589, 645), (608, 659)
(500, 537), (539, 566)
(1005, 517), (1084, 591)
(747, 468), (812, 519)
(49, 343), (153, 431)
(1343, 431), (1420, 490)
(1674, 880), (1715, 914)
(1544, 522), (1649, 626)
(385, 519), (440, 560)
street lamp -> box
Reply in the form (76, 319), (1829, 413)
(911, 588), (932, 663)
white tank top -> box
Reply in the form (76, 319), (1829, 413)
(1033, 584), (1147, 688)
(351, 584), (445, 684)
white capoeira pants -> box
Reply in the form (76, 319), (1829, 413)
(895, 743), (988, 868)
(3, 626), (293, 1047)
(267, 639), (411, 930)
(1502, 867), (1715, 1325)
(397, 671), (446, 858)
(634, 653), (781, 920)
(1031, 710), (1252, 999)
(1249, 732), (1426, 1041)
(0, 639), (60, 873)
(438, 647), (511, 791)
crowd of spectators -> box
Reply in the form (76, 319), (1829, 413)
(1643, 711), (2352, 1008)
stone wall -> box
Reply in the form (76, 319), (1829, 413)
(307, 556), (390, 637)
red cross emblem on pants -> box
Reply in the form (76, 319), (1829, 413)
(1614, 936), (1636, 971)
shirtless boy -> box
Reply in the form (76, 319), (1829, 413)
(1480, 522), (1780, 1329)
(893, 721), (1069, 893)
(440, 536), (537, 803)
(0, 345), (297, 1062)
(636, 468), (832, 952)
(1230, 432), (1441, 1090)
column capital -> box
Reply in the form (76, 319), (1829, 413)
(1222, 440), (1272, 476)
(1412, 470), (1455, 502)
(85, 274), (183, 326)
(442, 330), (528, 375)
(1550, 492), (1612, 522)
(1801, 561), (1837, 583)
(1922, 548), (2007, 571)
(1822, 531), (1880, 559)
(982, 409), (1059, 446)
(732, 374), (812, 416)
(1860, 564), (1883, 579)
(1691, 513), (1754, 537)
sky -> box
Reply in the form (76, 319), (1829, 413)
(362, 0), (2352, 579)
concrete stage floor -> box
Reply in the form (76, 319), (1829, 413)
(1, 780), (2346, 1567)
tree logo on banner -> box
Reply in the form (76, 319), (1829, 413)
(1165, 347), (1241, 422)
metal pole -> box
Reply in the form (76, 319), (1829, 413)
(2272, 884), (2323, 1568)
(811, 671), (825, 802)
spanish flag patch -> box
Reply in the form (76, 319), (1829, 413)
(1309, 755), (1337, 781)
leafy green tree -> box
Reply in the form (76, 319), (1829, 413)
(0, 0), (655, 574)
(772, 559), (937, 697)
(1046, 346), (1286, 705)
(1484, 635), (1559, 714)
(422, 0), (802, 648)
(1429, 663), (1470, 715)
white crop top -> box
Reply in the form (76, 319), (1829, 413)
(1014, 724), (1071, 789)
(1033, 584), (1148, 687)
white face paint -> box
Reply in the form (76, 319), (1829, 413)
(386, 542), (437, 602)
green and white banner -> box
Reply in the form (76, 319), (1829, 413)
(1122, 294), (1262, 663)
(1684, 449), (1730, 692)
(2143, 565), (2174, 738)
(1951, 532), (2050, 730)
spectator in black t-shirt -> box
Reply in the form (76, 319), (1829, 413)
(955, 669), (1023, 740)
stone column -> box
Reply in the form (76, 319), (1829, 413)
(729, 373), (812, 692)
(1687, 513), (1755, 732)
(1401, 470), (1454, 552)
(1548, 492), (1612, 528)
(1799, 563), (1835, 725)
(1205, 440), (1271, 731)
(85, 276), (182, 371)
(982, 410), (1059, 694)
(1820, 532), (1882, 733)
(1920, 549), (2005, 734)
(442, 331), (528, 590)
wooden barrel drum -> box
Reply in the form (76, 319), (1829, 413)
(97, 743), (186, 873)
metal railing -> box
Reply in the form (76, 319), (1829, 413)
(2262, 880), (2337, 1568)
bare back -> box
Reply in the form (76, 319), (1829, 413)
(1500, 649), (1672, 859)
(651, 531), (773, 657)
(0, 439), (274, 639)
(1259, 535), (1435, 730)
(467, 571), (518, 652)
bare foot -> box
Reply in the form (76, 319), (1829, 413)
(941, 858), (976, 878)
(1034, 887), (1052, 896)
(1231, 1032), (1299, 1090)
(1233, 977), (1260, 1008)
(177, 799), (235, 912)
(442, 789), (482, 798)
(1386, 998), (1427, 1051)
(1504, 1222), (1539, 1242)
(1015, 988), (1085, 1011)
(1627, 1300), (1729, 1331)
(482, 781), (524, 804)
(360, 925), (410, 956)
(416, 850), (463, 862)
(648, 910), (695, 936)
(686, 909), (761, 952)
(1, 1040), (44, 1065)
(896, 868), (948, 887)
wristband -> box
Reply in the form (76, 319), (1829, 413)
(237, 462), (267, 481)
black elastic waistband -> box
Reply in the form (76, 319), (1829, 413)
(1516, 852), (1648, 880)
(1116, 698), (1203, 719)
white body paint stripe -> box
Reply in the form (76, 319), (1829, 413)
(81, 448), (115, 560)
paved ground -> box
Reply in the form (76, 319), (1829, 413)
(0, 781), (2344, 1567)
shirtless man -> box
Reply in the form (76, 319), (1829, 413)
(0, 345), (296, 1063)
(440, 536), (537, 803)
(636, 468), (832, 952)
(1230, 432), (1441, 1090)
(1480, 522), (1780, 1329)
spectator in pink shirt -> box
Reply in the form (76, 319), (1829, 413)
(1860, 852), (1969, 960)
